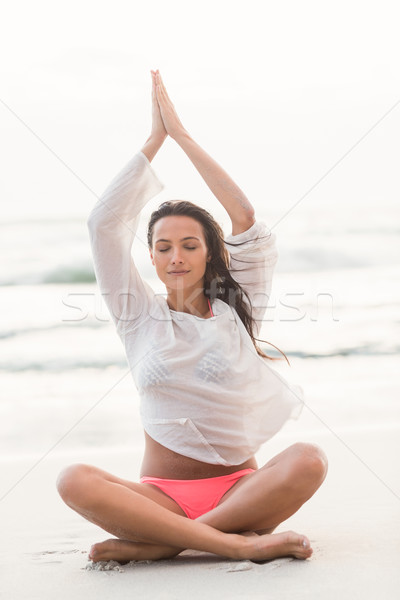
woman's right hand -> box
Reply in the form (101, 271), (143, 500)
(150, 69), (168, 141)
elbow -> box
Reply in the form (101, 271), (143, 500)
(87, 196), (121, 231)
(86, 214), (98, 237)
(242, 200), (256, 226)
(87, 207), (107, 232)
(247, 212), (256, 227)
(87, 211), (97, 231)
(241, 208), (256, 230)
(231, 213), (256, 236)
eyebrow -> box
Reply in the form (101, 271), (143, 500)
(155, 236), (200, 243)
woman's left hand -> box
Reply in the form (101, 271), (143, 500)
(154, 71), (188, 140)
(150, 69), (168, 140)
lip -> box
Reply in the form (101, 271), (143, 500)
(168, 270), (189, 275)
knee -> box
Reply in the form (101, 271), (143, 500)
(56, 463), (95, 507)
(289, 442), (328, 488)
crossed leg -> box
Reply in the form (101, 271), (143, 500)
(56, 442), (327, 563)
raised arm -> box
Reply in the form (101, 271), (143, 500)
(87, 73), (167, 338)
(175, 132), (256, 235)
(87, 145), (164, 337)
(154, 71), (256, 235)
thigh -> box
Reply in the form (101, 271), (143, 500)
(217, 441), (327, 506)
(82, 464), (188, 518)
(208, 445), (297, 507)
(197, 443), (327, 533)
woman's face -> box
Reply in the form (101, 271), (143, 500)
(149, 215), (211, 291)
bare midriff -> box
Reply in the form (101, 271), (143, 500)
(140, 431), (258, 479)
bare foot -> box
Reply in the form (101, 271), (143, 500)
(89, 531), (312, 564)
(241, 530), (313, 562)
(89, 539), (182, 563)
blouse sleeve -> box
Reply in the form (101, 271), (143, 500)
(224, 220), (278, 335)
(87, 151), (164, 338)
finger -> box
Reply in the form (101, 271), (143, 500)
(156, 76), (169, 103)
(155, 86), (164, 105)
(155, 80), (165, 98)
(158, 72), (167, 93)
(156, 72), (168, 95)
(155, 84), (165, 107)
(158, 74), (172, 102)
(156, 71), (166, 90)
(154, 76), (162, 96)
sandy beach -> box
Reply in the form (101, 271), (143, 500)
(2, 355), (399, 600)
(2, 0), (400, 596)
(2, 228), (399, 598)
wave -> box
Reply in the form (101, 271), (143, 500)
(0, 266), (96, 286)
(2, 344), (399, 373)
(344, 227), (400, 235)
(42, 266), (96, 284)
(279, 248), (369, 271)
(0, 358), (129, 373)
(1, 250), (395, 286)
(2, 217), (399, 286)
(265, 345), (400, 359)
(0, 321), (105, 341)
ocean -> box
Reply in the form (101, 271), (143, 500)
(1, 205), (399, 462)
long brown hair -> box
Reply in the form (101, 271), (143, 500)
(147, 200), (289, 365)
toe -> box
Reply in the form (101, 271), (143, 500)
(301, 535), (311, 549)
(88, 542), (104, 562)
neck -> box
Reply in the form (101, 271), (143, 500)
(167, 286), (210, 318)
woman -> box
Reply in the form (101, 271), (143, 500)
(57, 70), (328, 564)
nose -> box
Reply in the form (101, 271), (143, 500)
(170, 247), (184, 264)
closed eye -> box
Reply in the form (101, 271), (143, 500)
(159, 247), (197, 252)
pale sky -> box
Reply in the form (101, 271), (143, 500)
(1, 0), (399, 224)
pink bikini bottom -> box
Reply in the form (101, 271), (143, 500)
(140, 468), (256, 519)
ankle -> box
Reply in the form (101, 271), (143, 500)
(230, 534), (252, 560)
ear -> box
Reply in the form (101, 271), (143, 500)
(149, 248), (155, 266)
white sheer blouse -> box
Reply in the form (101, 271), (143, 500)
(87, 151), (304, 466)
